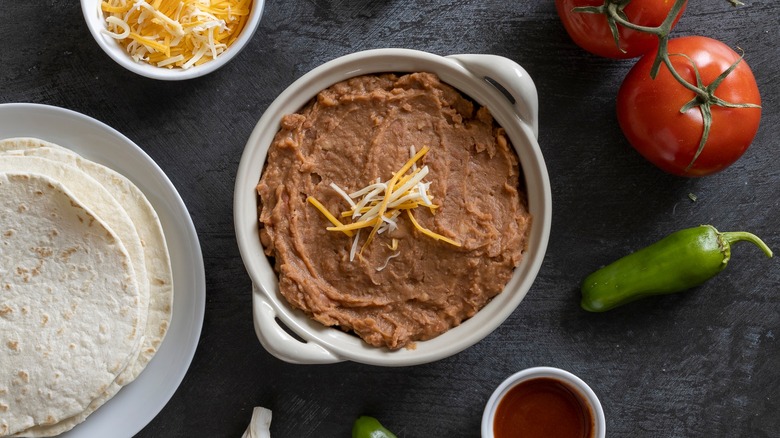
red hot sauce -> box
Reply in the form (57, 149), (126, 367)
(493, 377), (595, 438)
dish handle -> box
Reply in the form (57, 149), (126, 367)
(447, 54), (539, 139)
(252, 284), (343, 364)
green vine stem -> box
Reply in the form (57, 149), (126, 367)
(573, 0), (761, 171)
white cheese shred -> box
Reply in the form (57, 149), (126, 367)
(330, 182), (357, 209)
(376, 251), (401, 272)
(349, 230), (361, 262)
(103, 16), (131, 39)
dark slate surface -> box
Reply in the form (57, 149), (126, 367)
(1, 1), (778, 437)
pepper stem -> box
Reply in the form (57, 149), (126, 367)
(720, 231), (774, 258)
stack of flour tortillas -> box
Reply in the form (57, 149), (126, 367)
(0, 138), (173, 437)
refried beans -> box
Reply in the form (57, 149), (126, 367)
(257, 72), (531, 350)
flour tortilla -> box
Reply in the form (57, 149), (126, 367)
(1, 143), (174, 437)
(0, 138), (66, 153)
(0, 173), (143, 436)
(0, 139), (174, 436)
(0, 156), (151, 437)
(0, 156), (150, 352)
(2, 142), (173, 381)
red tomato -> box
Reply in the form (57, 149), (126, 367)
(556, 0), (686, 59)
(617, 36), (762, 177)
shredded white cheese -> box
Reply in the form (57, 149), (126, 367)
(104, 16), (131, 39)
(330, 182), (357, 209)
(376, 252), (401, 272)
(349, 230), (361, 262)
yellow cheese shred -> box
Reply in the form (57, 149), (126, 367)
(306, 197), (353, 237)
(308, 145), (460, 263)
(101, 0), (252, 69)
(406, 210), (460, 247)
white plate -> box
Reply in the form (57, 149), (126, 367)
(0, 103), (205, 438)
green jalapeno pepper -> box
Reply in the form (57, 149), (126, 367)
(581, 225), (773, 312)
(352, 415), (398, 438)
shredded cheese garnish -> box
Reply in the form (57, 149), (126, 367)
(386, 238), (399, 251)
(308, 145), (461, 263)
(306, 196), (353, 238)
(101, 0), (252, 69)
(376, 252), (401, 272)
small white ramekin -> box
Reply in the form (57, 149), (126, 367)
(80, 0), (265, 80)
(482, 367), (606, 438)
(235, 48), (552, 366)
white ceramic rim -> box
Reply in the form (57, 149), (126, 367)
(235, 48), (552, 366)
(481, 367), (607, 438)
(80, 0), (265, 80)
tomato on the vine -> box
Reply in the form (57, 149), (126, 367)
(556, 0), (686, 59)
(617, 36), (762, 177)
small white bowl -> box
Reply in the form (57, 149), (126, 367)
(482, 367), (606, 438)
(80, 0), (265, 80)
(234, 48), (552, 366)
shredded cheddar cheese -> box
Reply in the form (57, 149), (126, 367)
(308, 145), (461, 263)
(101, 0), (252, 69)
(306, 196), (353, 238)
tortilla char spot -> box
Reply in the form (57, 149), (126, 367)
(7, 340), (19, 351)
(32, 247), (54, 258)
(158, 320), (169, 336)
(59, 247), (78, 262)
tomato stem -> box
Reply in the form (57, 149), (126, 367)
(662, 53), (707, 98)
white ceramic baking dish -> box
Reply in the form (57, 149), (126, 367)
(235, 48), (551, 366)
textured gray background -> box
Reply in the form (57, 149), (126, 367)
(1, 1), (778, 437)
